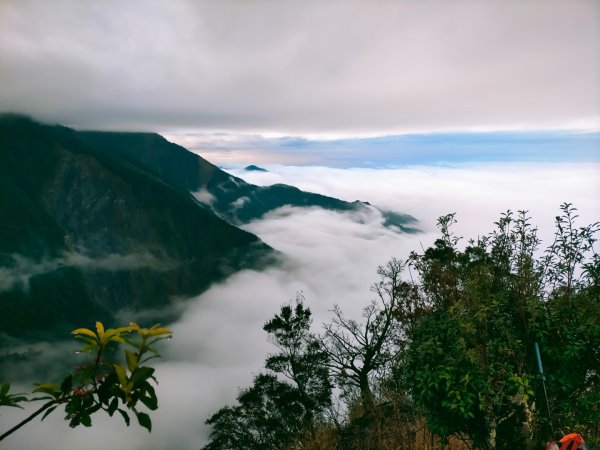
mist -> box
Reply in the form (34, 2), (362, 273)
(0, 252), (171, 293)
(2, 162), (598, 449)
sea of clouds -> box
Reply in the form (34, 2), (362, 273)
(3, 162), (598, 449)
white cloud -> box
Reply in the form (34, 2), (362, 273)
(192, 188), (216, 206)
(230, 196), (249, 209)
(3, 162), (598, 449)
(0, 252), (170, 293)
(228, 163), (600, 242)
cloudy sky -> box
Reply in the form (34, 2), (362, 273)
(1, 1), (599, 449)
(1, 0), (599, 163)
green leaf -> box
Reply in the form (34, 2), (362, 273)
(139, 392), (158, 411)
(146, 327), (172, 337)
(130, 367), (155, 387)
(33, 383), (60, 397)
(81, 395), (93, 409)
(125, 350), (138, 372)
(79, 342), (98, 353)
(41, 405), (58, 421)
(95, 322), (105, 340)
(85, 403), (102, 416)
(107, 398), (119, 416)
(61, 375), (73, 394)
(107, 335), (127, 344)
(113, 363), (128, 387)
(70, 393), (82, 410)
(136, 411), (152, 432)
(0, 385), (27, 408)
(80, 414), (92, 427)
(117, 408), (130, 426)
(71, 328), (97, 340)
(104, 326), (134, 341)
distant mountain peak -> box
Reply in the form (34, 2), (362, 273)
(245, 165), (268, 172)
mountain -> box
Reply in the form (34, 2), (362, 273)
(245, 165), (268, 172)
(0, 115), (272, 342)
(0, 114), (417, 342)
(78, 132), (418, 231)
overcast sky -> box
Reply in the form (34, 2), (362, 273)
(1, 0), (599, 140)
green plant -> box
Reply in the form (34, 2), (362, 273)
(203, 296), (332, 450)
(0, 322), (171, 441)
(400, 205), (599, 448)
(204, 203), (598, 450)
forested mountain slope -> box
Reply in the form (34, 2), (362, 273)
(0, 115), (271, 341)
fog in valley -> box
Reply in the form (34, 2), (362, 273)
(3, 162), (598, 450)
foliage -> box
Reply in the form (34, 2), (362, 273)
(205, 203), (598, 450)
(400, 204), (599, 449)
(203, 296), (332, 450)
(538, 205), (600, 444)
(204, 373), (307, 450)
(0, 322), (171, 441)
(0, 383), (27, 409)
(263, 296), (332, 429)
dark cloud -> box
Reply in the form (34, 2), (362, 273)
(0, 0), (598, 135)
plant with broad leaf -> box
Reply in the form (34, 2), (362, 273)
(0, 322), (171, 441)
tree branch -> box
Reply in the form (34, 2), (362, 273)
(0, 399), (59, 441)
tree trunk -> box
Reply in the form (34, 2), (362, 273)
(359, 372), (374, 413)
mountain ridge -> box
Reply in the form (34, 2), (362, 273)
(78, 130), (418, 231)
(0, 114), (418, 342)
(0, 115), (272, 341)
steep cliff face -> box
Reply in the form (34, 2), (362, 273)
(0, 116), (272, 341)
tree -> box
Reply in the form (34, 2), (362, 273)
(263, 296), (332, 432)
(537, 204), (600, 444)
(204, 373), (307, 450)
(205, 203), (599, 450)
(399, 205), (599, 449)
(323, 259), (405, 413)
(0, 322), (172, 441)
(203, 296), (332, 450)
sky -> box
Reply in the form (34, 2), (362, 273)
(1, 0), (600, 448)
(165, 130), (600, 167)
(1, 0), (599, 157)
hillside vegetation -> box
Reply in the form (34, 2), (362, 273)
(0, 115), (271, 342)
(204, 204), (599, 450)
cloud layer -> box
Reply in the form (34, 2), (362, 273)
(0, 252), (170, 293)
(165, 130), (600, 167)
(2, 162), (598, 449)
(1, 0), (598, 134)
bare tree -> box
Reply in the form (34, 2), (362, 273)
(322, 258), (405, 412)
